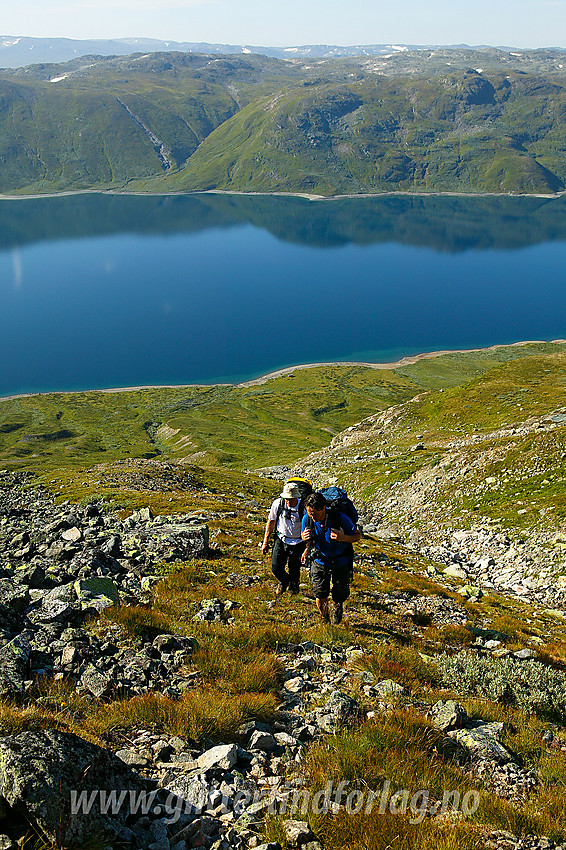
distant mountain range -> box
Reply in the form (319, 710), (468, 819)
(1, 48), (565, 196)
(1, 35), (565, 69)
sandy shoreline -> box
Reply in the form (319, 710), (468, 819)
(0, 188), (565, 202)
(1, 340), (565, 403)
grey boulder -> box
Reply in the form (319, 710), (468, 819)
(197, 743), (238, 772)
(123, 522), (209, 564)
(0, 728), (147, 844)
(0, 635), (30, 698)
(431, 699), (468, 732)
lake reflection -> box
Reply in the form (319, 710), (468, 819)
(1, 192), (565, 396)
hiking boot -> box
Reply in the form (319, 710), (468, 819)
(317, 599), (330, 623)
(275, 583), (287, 596)
(289, 581), (300, 595)
(332, 603), (343, 625)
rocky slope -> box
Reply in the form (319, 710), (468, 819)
(3, 353), (566, 848)
(0, 461), (566, 848)
(293, 355), (566, 610)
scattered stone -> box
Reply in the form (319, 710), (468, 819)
(197, 744), (239, 772)
(431, 700), (468, 732)
(475, 760), (538, 802)
(374, 592), (467, 626)
(283, 820), (315, 848)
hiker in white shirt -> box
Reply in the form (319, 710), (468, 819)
(260, 482), (306, 595)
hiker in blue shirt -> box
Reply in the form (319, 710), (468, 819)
(301, 491), (360, 624)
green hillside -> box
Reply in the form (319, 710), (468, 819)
(1, 51), (566, 195)
(296, 350), (566, 535)
(153, 71), (566, 195)
(1, 342), (565, 504)
(0, 59), (243, 193)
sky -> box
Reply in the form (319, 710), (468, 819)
(3, 0), (565, 48)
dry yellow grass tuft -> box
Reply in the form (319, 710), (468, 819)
(86, 689), (278, 743)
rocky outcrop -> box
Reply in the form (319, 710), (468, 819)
(0, 728), (148, 844)
(0, 471), (208, 699)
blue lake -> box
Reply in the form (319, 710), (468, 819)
(1, 192), (566, 396)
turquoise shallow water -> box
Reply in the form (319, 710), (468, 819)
(1, 192), (566, 396)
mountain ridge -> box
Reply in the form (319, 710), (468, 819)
(2, 36), (565, 68)
(1, 51), (566, 196)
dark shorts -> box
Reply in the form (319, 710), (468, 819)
(309, 558), (351, 603)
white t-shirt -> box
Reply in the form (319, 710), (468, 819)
(268, 498), (303, 544)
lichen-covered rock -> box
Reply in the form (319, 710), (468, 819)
(28, 584), (79, 625)
(374, 679), (406, 698)
(325, 690), (359, 728)
(80, 663), (113, 698)
(123, 522), (208, 565)
(13, 563), (45, 588)
(164, 773), (211, 813)
(193, 598), (228, 623)
(73, 577), (120, 611)
(152, 633), (198, 656)
(459, 584), (483, 599)
(0, 581), (30, 614)
(0, 635), (30, 697)
(431, 699), (468, 732)
(447, 723), (514, 764)
(0, 728), (147, 844)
